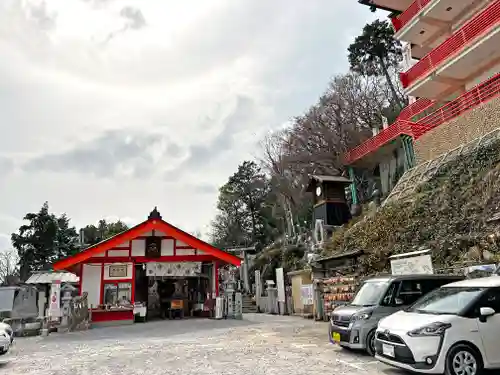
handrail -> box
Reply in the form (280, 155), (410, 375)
(344, 72), (500, 164)
(344, 121), (415, 164)
(415, 72), (500, 135)
(400, 0), (500, 89)
(391, 0), (432, 32)
(398, 98), (435, 120)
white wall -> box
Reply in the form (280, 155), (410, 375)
(81, 264), (102, 308)
(161, 239), (174, 255)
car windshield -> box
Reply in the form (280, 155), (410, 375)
(406, 286), (486, 315)
(351, 280), (389, 306)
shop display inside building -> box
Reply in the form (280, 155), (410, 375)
(53, 208), (241, 327)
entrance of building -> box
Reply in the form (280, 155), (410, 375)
(134, 263), (212, 320)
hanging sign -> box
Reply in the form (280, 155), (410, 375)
(146, 262), (202, 277)
(109, 264), (128, 278)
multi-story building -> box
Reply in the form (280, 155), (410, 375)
(348, 0), (500, 202)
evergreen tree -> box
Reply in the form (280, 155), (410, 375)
(348, 19), (404, 108)
(80, 219), (129, 246)
(11, 202), (79, 281)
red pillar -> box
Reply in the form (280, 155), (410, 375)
(214, 261), (219, 297)
(131, 262), (136, 303)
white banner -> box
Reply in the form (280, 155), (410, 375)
(301, 284), (313, 305)
(276, 267), (285, 302)
(146, 262), (201, 277)
(49, 281), (61, 318)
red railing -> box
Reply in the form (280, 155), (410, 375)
(400, 0), (500, 89)
(398, 98), (435, 120)
(344, 121), (415, 164)
(415, 72), (500, 135)
(391, 0), (432, 32)
(344, 72), (500, 164)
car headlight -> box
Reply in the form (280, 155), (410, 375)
(407, 322), (451, 337)
(351, 312), (372, 321)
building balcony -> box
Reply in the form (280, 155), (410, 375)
(344, 72), (500, 166)
(358, 0), (414, 13)
(392, 0), (489, 43)
(399, 0), (500, 99)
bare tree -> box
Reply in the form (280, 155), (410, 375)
(0, 249), (19, 285)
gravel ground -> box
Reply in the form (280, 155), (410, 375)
(0, 314), (405, 375)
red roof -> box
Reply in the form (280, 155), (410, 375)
(53, 217), (241, 270)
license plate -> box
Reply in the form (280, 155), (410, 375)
(332, 332), (341, 343)
(382, 343), (395, 357)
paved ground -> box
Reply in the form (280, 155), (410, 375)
(0, 314), (406, 375)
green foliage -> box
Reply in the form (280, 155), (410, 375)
(325, 139), (500, 274)
(11, 202), (79, 281)
(210, 161), (279, 250)
(81, 219), (129, 246)
(348, 19), (403, 108)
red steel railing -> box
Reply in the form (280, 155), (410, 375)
(391, 0), (432, 32)
(415, 72), (500, 135)
(400, 0), (500, 89)
(398, 98), (435, 120)
(344, 72), (500, 164)
(344, 121), (415, 164)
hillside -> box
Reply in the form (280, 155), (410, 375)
(323, 131), (500, 274)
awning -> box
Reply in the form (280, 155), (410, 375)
(25, 271), (79, 284)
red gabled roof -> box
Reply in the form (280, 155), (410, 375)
(53, 217), (241, 270)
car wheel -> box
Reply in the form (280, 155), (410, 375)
(366, 330), (376, 356)
(445, 343), (483, 375)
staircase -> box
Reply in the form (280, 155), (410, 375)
(242, 295), (258, 313)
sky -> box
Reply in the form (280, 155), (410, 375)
(0, 0), (380, 248)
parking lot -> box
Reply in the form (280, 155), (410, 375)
(0, 314), (404, 375)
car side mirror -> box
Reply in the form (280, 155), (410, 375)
(479, 307), (496, 323)
(395, 298), (404, 305)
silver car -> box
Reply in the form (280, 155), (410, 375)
(329, 274), (463, 356)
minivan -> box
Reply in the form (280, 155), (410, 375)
(329, 274), (464, 356)
(375, 276), (500, 375)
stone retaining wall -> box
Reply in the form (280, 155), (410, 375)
(414, 96), (500, 164)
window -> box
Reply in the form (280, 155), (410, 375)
(351, 280), (390, 306)
(103, 282), (132, 306)
(395, 280), (424, 305)
(381, 282), (399, 306)
(408, 287), (485, 315)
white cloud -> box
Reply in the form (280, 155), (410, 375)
(0, 0), (380, 243)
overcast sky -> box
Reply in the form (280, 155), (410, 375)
(0, 0), (380, 248)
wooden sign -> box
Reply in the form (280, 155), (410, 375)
(109, 264), (128, 278)
(145, 236), (162, 258)
(171, 300), (183, 310)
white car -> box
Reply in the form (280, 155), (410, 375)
(374, 276), (500, 375)
(0, 322), (13, 356)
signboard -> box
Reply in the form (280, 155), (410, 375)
(276, 267), (285, 303)
(109, 264), (128, 278)
(255, 270), (261, 297)
(391, 254), (433, 275)
(146, 262), (201, 277)
(300, 284), (313, 305)
(49, 281), (61, 318)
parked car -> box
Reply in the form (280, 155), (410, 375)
(329, 274), (463, 356)
(375, 276), (500, 375)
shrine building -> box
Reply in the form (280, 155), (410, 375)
(53, 208), (241, 326)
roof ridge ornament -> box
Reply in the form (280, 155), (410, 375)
(148, 207), (162, 220)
